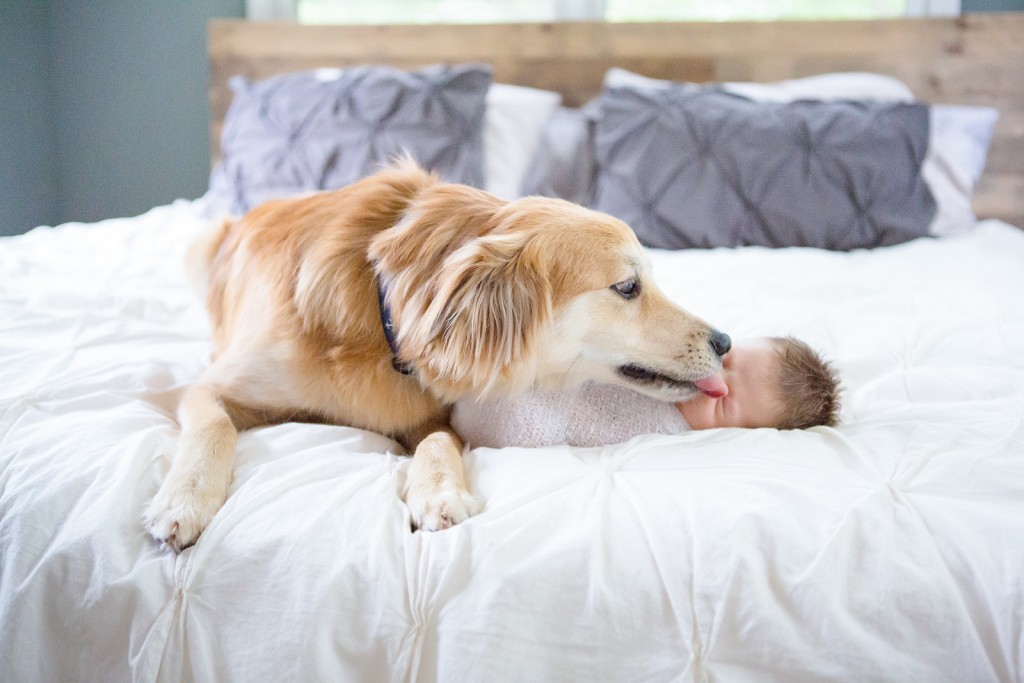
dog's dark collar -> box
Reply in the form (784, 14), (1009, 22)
(377, 276), (415, 376)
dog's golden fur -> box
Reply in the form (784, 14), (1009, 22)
(144, 161), (726, 550)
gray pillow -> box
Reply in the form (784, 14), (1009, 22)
(206, 64), (492, 215)
(593, 85), (937, 250)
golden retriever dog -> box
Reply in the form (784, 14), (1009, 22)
(144, 160), (731, 551)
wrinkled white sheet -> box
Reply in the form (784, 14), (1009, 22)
(1, 200), (1022, 683)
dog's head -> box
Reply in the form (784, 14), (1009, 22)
(511, 197), (731, 403)
(370, 185), (729, 403)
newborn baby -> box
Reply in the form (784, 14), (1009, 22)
(452, 336), (841, 449)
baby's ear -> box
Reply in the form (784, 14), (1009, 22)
(409, 231), (552, 390)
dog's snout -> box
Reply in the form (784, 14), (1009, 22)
(709, 330), (732, 357)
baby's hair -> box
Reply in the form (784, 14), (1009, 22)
(768, 336), (842, 430)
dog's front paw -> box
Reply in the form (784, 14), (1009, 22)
(142, 486), (225, 553)
(405, 485), (482, 532)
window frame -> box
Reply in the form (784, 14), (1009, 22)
(245, 0), (961, 22)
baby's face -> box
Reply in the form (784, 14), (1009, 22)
(676, 338), (783, 430)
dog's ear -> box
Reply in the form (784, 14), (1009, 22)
(400, 231), (551, 394)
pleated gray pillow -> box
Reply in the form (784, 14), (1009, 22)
(206, 64), (492, 215)
(593, 85), (937, 250)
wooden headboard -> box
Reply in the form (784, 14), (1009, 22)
(209, 15), (1024, 227)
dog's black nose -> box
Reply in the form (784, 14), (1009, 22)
(709, 330), (732, 357)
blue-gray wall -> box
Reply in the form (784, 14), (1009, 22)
(0, 0), (244, 236)
(1, 1), (59, 235)
(963, 0), (1024, 9)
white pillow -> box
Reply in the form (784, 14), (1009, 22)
(722, 72), (915, 103)
(602, 68), (998, 236)
(603, 67), (915, 102)
(484, 83), (562, 199)
(924, 105), (999, 236)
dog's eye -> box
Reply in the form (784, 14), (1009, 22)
(611, 279), (640, 299)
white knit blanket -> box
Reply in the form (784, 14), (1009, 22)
(452, 382), (690, 448)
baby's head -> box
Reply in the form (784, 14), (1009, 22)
(677, 336), (841, 430)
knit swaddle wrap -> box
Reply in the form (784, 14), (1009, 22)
(452, 382), (690, 449)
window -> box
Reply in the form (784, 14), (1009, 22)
(265, 0), (959, 23)
(606, 0), (908, 22)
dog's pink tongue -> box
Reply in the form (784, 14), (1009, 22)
(696, 376), (728, 398)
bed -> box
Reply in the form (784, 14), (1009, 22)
(2, 15), (1024, 683)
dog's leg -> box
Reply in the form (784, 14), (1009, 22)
(143, 383), (238, 552)
(403, 427), (481, 531)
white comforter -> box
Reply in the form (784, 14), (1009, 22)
(1, 200), (1022, 683)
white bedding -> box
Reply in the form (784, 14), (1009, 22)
(1, 199), (1022, 682)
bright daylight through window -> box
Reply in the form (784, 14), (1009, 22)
(295, 0), (912, 24)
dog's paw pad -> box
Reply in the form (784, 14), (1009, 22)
(142, 491), (220, 553)
(408, 488), (480, 532)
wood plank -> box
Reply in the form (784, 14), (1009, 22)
(983, 109), (1024, 175)
(974, 172), (1024, 227)
(209, 15), (1024, 61)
